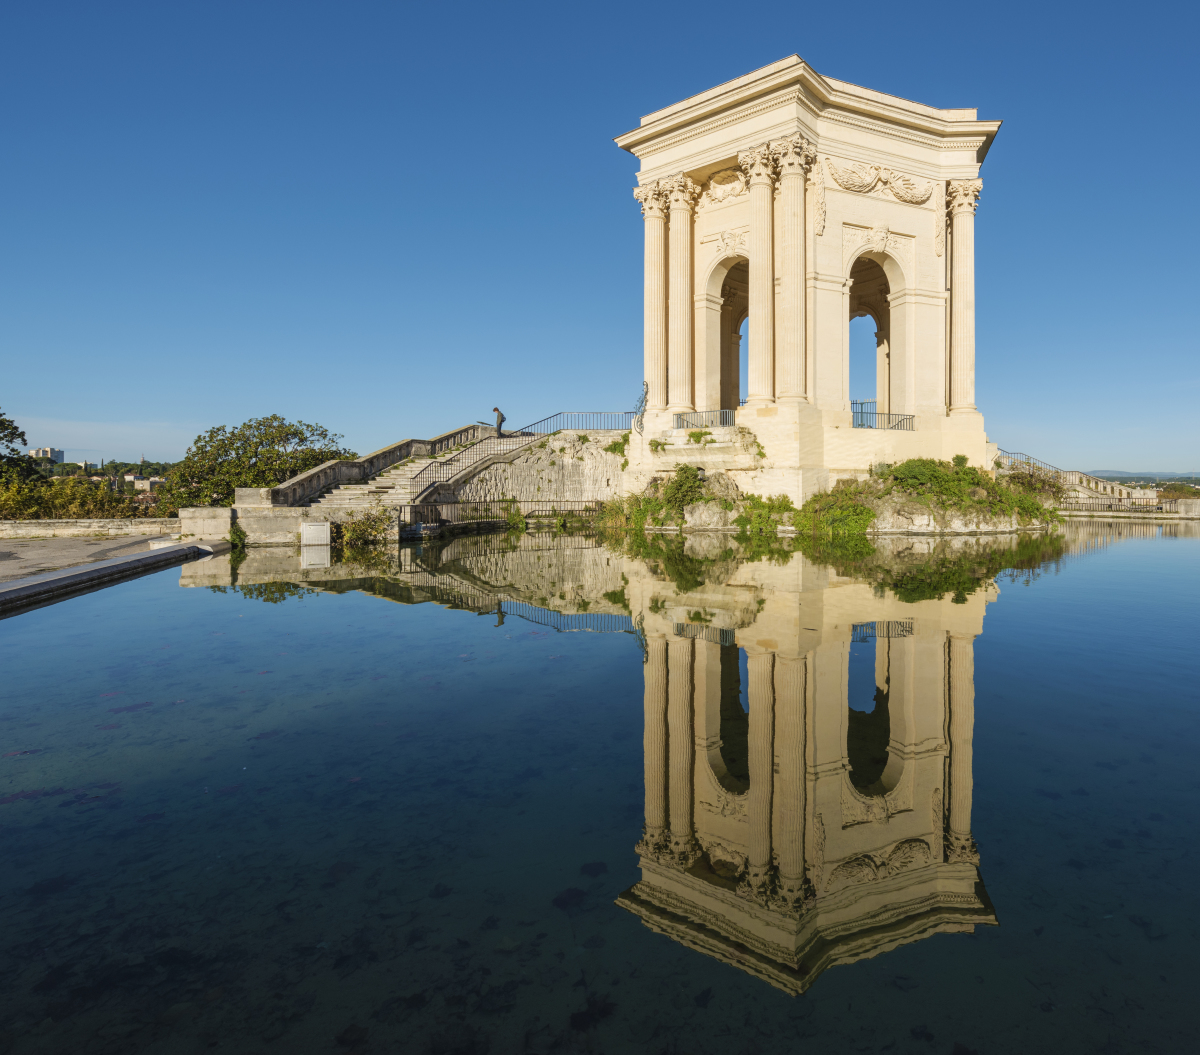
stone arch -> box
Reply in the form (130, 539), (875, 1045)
(699, 254), (749, 412)
(843, 247), (909, 416)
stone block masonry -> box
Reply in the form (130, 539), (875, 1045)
(452, 430), (629, 504)
(0, 518), (181, 539)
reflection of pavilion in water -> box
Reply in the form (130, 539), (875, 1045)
(617, 552), (997, 995)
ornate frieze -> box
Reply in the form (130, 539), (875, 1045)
(826, 838), (932, 891)
(809, 160), (826, 236)
(842, 223), (914, 276)
(633, 181), (668, 218)
(934, 181), (947, 256)
(947, 178), (983, 214)
(713, 229), (748, 259)
(826, 157), (935, 205)
(697, 167), (748, 210)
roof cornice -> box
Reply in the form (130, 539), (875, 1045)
(614, 56), (1001, 161)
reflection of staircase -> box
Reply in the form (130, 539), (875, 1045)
(308, 435), (534, 510)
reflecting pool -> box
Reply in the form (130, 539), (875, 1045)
(1, 521), (1197, 1054)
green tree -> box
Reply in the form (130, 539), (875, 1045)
(154, 416), (355, 515)
(0, 406), (39, 482)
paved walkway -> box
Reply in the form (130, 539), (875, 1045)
(0, 536), (166, 584)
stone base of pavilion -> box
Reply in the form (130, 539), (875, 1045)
(624, 402), (997, 506)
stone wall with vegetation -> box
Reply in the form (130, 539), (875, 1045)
(452, 430), (629, 504)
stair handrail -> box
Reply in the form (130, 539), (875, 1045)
(408, 411), (636, 499)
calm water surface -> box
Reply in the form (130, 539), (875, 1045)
(1, 523), (1197, 1055)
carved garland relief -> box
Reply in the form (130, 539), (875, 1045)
(826, 838), (933, 891)
(826, 157), (935, 205)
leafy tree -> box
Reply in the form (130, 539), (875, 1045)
(154, 416), (355, 514)
(0, 406), (39, 483)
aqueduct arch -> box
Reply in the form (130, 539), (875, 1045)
(617, 55), (1001, 502)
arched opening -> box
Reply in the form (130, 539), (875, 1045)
(848, 256), (890, 413)
(847, 637), (890, 794)
(717, 643), (749, 788)
(719, 260), (749, 410)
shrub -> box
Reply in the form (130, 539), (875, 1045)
(333, 506), (392, 547)
(602, 432), (631, 457)
(0, 473), (145, 520)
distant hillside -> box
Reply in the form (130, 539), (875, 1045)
(1087, 470), (1200, 478)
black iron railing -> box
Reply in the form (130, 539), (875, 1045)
(408, 411), (634, 499)
(673, 409), (736, 429)
(851, 400), (915, 431)
(851, 619), (914, 642)
(673, 623), (735, 646)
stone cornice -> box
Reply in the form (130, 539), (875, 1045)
(615, 55), (1001, 163)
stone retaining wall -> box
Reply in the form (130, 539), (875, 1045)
(0, 518), (181, 539)
(452, 430), (627, 504)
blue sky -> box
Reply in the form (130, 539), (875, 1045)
(2, 0), (1196, 470)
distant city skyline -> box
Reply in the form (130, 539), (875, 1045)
(3, 0), (1196, 468)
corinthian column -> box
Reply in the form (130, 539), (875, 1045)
(664, 174), (699, 413)
(771, 135), (815, 401)
(772, 655), (806, 908)
(634, 183), (669, 412)
(739, 146), (777, 405)
(636, 635), (669, 860)
(947, 633), (979, 863)
(948, 180), (982, 413)
(741, 651), (775, 900)
(667, 636), (698, 865)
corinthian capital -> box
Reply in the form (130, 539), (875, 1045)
(770, 133), (817, 177)
(947, 179), (983, 215)
(633, 181), (668, 219)
(738, 144), (777, 184)
(661, 172), (700, 210)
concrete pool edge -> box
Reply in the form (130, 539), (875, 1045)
(0, 540), (232, 619)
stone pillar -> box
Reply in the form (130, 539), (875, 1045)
(772, 135), (814, 401)
(739, 146), (777, 405)
(742, 651), (775, 899)
(634, 182), (669, 412)
(636, 634), (669, 859)
(667, 636), (699, 865)
(665, 174), (699, 413)
(948, 180), (982, 413)
(772, 655), (806, 908)
(876, 331), (890, 415)
(947, 633), (979, 863)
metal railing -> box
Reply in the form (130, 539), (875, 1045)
(673, 623), (736, 646)
(998, 450), (1156, 503)
(1057, 499), (1178, 513)
(673, 409), (736, 429)
(852, 619), (914, 642)
(851, 401), (915, 431)
(408, 411), (634, 500)
(503, 602), (635, 634)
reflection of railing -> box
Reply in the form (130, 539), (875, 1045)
(851, 401), (915, 431)
(1057, 499), (1177, 513)
(851, 619), (914, 642)
(397, 500), (604, 527)
(673, 409), (736, 429)
(674, 623), (736, 646)
(503, 602), (635, 634)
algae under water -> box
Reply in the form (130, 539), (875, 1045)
(0, 522), (1197, 1054)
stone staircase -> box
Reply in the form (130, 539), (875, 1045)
(308, 433), (536, 510)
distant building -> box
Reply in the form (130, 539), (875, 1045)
(134, 479), (161, 492)
(29, 447), (64, 463)
(124, 473), (145, 482)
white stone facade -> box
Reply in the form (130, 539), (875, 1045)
(616, 56), (1002, 502)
